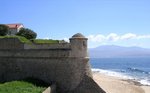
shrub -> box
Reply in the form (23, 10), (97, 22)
(0, 24), (9, 36)
(16, 28), (37, 40)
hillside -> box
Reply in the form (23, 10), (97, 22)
(89, 45), (150, 58)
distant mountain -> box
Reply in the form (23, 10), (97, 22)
(89, 45), (150, 58)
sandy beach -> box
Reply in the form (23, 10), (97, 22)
(93, 72), (150, 93)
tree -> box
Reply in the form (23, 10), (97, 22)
(0, 24), (9, 36)
(16, 28), (37, 39)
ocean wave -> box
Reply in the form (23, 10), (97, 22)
(92, 68), (133, 79)
(92, 68), (150, 86)
(127, 67), (149, 74)
(139, 79), (150, 86)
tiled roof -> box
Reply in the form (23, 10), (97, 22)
(6, 23), (23, 29)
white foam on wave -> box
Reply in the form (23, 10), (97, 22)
(92, 68), (133, 79)
(139, 79), (150, 86)
(92, 68), (150, 86)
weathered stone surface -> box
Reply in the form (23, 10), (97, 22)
(70, 75), (106, 93)
(0, 38), (24, 49)
(0, 33), (105, 93)
(72, 33), (85, 38)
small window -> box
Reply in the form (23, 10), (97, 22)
(83, 41), (86, 47)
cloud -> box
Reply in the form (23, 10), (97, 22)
(43, 37), (50, 39)
(87, 33), (150, 43)
(120, 33), (137, 40)
(63, 38), (69, 42)
(106, 33), (119, 41)
(137, 35), (150, 39)
(88, 34), (105, 42)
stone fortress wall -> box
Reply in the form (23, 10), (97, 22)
(0, 33), (105, 93)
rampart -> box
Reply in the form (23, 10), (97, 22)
(0, 33), (105, 93)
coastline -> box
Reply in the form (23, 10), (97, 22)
(93, 72), (150, 93)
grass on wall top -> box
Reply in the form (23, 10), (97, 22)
(0, 36), (32, 44)
(33, 39), (59, 44)
(0, 81), (46, 93)
(0, 36), (60, 44)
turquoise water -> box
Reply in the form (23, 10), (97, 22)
(90, 58), (150, 85)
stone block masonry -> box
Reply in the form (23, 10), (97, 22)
(0, 33), (105, 93)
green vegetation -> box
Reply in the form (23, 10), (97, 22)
(0, 25), (9, 36)
(0, 36), (60, 44)
(33, 39), (59, 44)
(0, 36), (32, 44)
(16, 28), (37, 40)
(0, 81), (46, 93)
(0, 25), (61, 44)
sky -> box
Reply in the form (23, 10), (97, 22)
(1, 0), (150, 48)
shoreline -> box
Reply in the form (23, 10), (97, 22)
(93, 72), (150, 93)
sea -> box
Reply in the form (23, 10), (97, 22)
(90, 58), (150, 86)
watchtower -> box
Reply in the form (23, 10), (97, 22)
(70, 33), (88, 57)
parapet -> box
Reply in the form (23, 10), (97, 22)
(0, 38), (24, 49)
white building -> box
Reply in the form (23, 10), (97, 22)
(6, 23), (24, 35)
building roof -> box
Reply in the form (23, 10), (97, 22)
(72, 33), (85, 38)
(6, 23), (23, 29)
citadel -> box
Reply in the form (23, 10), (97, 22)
(0, 32), (105, 93)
